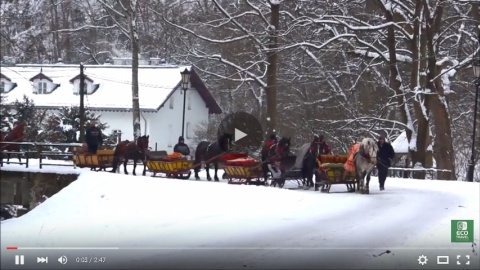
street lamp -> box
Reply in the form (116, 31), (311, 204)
(467, 59), (480, 182)
(180, 68), (191, 139)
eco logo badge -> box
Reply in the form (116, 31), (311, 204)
(451, 220), (474, 242)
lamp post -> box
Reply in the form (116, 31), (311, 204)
(467, 60), (480, 182)
(180, 68), (191, 139)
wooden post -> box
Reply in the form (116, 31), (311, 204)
(79, 63), (86, 142)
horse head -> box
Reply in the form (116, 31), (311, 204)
(359, 138), (378, 164)
(136, 135), (150, 153)
(276, 136), (291, 157)
(219, 133), (233, 152)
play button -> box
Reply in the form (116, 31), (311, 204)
(235, 128), (247, 141)
(218, 112), (264, 152)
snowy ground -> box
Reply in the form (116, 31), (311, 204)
(1, 162), (479, 269)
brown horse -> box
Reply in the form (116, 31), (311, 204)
(1, 121), (27, 164)
(110, 135), (149, 176)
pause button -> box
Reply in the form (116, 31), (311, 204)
(15, 255), (25, 265)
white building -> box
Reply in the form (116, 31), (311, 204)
(0, 63), (222, 151)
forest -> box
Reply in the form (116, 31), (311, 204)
(0, 0), (479, 181)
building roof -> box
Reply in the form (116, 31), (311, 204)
(0, 64), (222, 114)
(391, 131), (409, 154)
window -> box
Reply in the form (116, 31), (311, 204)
(169, 96), (174, 109)
(186, 122), (192, 139)
(0, 81), (5, 93)
(113, 129), (122, 143)
(37, 81), (47, 94)
(187, 95), (191, 110)
(167, 124), (173, 147)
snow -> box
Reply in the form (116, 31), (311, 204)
(0, 170), (479, 268)
(269, 0), (283, 5)
(391, 131), (410, 154)
(0, 64), (191, 111)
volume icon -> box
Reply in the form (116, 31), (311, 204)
(58, 255), (67, 265)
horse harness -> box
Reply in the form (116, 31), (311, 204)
(356, 145), (374, 164)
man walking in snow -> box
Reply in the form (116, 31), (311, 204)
(85, 120), (103, 154)
(377, 135), (395, 191)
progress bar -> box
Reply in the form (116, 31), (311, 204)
(5, 246), (474, 250)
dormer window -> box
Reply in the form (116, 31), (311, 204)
(69, 74), (100, 95)
(38, 81), (47, 94)
(29, 72), (60, 95)
(0, 73), (17, 94)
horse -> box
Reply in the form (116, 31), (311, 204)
(0, 121), (27, 164)
(194, 133), (233, 181)
(353, 138), (379, 194)
(261, 137), (291, 182)
(111, 135), (150, 176)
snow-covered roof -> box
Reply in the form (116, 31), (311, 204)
(0, 64), (222, 113)
(391, 131), (409, 154)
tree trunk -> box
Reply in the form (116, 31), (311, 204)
(128, 0), (141, 140)
(423, 3), (456, 180)
(265, 2), (279, 135)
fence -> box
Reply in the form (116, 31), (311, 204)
(0, 141), (116, 169)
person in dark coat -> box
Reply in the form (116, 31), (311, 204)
(85, 120), (103, 154)
(377, 135), (395, 191)
(312, 134), (332, 155)
(173, 136), (190, 156)
(265, 133), (278, 151)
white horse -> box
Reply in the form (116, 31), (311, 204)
(353, 138), (379, 194)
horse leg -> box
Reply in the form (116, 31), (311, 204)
(213, 161), (219, 181)
(356, 171), (363, 194)
(206, 163), (211, 181)
(6, 153), (10, 164)
(365, 172), (371, 194)
(123, 158), (129, 174)
(360, 171), (368, 194)
(262, 162), (269, 182)
(132, 159), (137, 176)
(142, 161), (147, 176)
(194, 166), (200, 180)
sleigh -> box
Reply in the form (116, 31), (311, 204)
(224, 157), (265, 185)
(316, 154), (357, 193)
(145, 151), (193, 179)
(72, 149), (115, 171)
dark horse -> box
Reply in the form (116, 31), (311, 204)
(0, 121), (27, 164)
(261, 136), (291, 182)
(194, 133), (233, 181)
(111, 135), (150, 175)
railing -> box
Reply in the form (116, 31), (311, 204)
(0, 142), (36, 168)
(371, 166), (452, 179)
(0, 141), (116, 169)
(35, 142), (84, 169)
